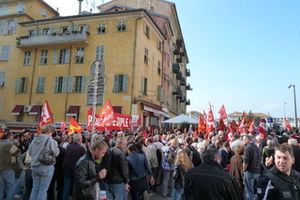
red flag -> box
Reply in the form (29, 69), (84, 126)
(99, 100), (115, 127)
(87, 107), (93, 131)
(218, 105), (227, 120)
(198, 113), (206, 133)
(60, 122), (66, 133)
(284, 118), (292, 132)
(38, 100), (54, 130)
(218, 118), (226, 132)
(248, 121), (255, 133)
(206, 104), (215, 134)
(0, 128), (4, 139)
(238, 113), (246, 134)
(68, 117), (83, 135)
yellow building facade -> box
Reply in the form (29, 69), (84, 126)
(0, 0), (190, 131)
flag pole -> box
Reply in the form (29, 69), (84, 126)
(91, 60), (100, 145)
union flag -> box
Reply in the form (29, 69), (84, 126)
(68, 117), (83, 135)
(98, 100), (115, 127)
(38, 100), (54, 130)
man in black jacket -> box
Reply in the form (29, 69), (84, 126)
(184, 148), (243, 200)
(256, 144), (300, 200)
(74, 140), (108, 200)
(106, 137), (129, 200)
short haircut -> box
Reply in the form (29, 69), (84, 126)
(2, 131), (13, 140)
(41, 124), (55, 134)
(91, 140), (108, 151)
(275, 143), (294, 157)
(72, 134), (82, 143)
(243, 134), (252, 141)
(201, 148), (220, 163)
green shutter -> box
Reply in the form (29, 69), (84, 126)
(82, 76), (88, 92)
(67, 76), (74, 92)
(123, 74), (128, 92)
(65, 48), (70, 64)
(62, 77), (67, 92)
(23, 77), (28, 93)
(141, 76), (144, 95)
(54, 77), (58, 93)
(14, 78), (20, 93)
(113, 75), (119, 92)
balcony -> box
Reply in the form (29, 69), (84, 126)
(186, 83), (192, 90)
(176, 39), (183, 48)
(180, 78), (186, 86)
(172, 63), (180, 73)
(186, 68), (191, 77)
(179, 96), (186, 103)
(173, 47), (180, 55)
(176, 71), (182, 80)
(186, 99), (190, 105)
(172, 86), (180, 95)
(17, 31), (89, 48)
(176, 55), (183, 63)
(179, 47), (185, 57)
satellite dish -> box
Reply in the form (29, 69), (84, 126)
(76, 50), (84, 58)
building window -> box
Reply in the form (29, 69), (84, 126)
(40, 50), (48, 65)
(76, 48), (84, 64)
(141, 77), (147, 96)
(58, 48), (70, 64)
(0, 4), (8, 16)
(42, 28), (49, 35)
(144, 48), (148, 65)
(117, 21), (126, 32)
(23, 51), (31, 65)
(74, 76), (83, 92)
(113, 74), (128, 93)
(15, 77), (28, 93)
(0, 71), (5, 87)
(145, 25), (150, 38)
(16, 2), (25, 13)
(36, 77), (45, 93)
(0, 45), (10, 60)
(98, 24), (105, 33)
(95, 45), (104, 61)
(157, 41), (162, 51)
(157, 61), (161, 75)
(54, 76), (66, 93)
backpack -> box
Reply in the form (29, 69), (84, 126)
(189, 146), (202, 167)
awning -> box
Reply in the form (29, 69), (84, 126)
(112, 106), (122, 114)
(10, 105), (24, 115)
(29, 105), (42, 115)
(66, 105), (80, 117)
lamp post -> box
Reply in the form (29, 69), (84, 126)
(288, 84), (298, 129)
(284, 102), (287, 118)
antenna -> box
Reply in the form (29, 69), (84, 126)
(78, 0), (83, 15)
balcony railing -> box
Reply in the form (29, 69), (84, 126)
(176, 71), (182, 80)
(186, 99), (190, 105)
(186, 83), (192, 90)
(180, 78), (186, 86)
(172, 63), (180, 73)
(176, 39), (183, 48)
(17, 31), (89, 48)
(186, 68), (191, 77)
(176, 55), (182, 63)
(172, 86), (180, 95)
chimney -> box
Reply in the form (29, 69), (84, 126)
(78, 0), (83, 15)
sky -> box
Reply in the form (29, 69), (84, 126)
(44, 0), (300, 118)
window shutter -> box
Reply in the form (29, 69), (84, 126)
(65, 48), (70, 64)
(123, 74), (128, 92)
(62, 77), (67, 92)
(141, 76), (144, 95)
(96, 45), (104, 61)
(113, 75), (119, 92)
(0, 72), (5, 86)
(15, 78), (21, 93)
(23, 77), (28, 93)
(53, 49), (57, 64)
(67, 76), (74, 92)
(96, 46), (100, 60)
(54, 77), (59, 93)
(81, 76), (88, 92)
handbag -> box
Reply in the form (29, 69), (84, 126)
(38, 138), (56, 165)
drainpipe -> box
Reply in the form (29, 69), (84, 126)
(28, 48), (38, 105)
(64, 45), (73, 122)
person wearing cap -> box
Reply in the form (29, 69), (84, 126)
(0, 130), (20, 200)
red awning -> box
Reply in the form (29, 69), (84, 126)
(10, 105), (24, 115)
(66, 106), (80, 117)
(29, 105), (42, 115)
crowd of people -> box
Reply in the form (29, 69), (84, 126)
(0, 122), (300, 200)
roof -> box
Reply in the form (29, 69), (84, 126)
(39, 0), (60, 16)
(228, 112), (271, 118)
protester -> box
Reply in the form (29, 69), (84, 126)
(230, 144), (244, 193)
(28, 125), (60, 200)
(0, 131), (20, 200)
(256, 144), (300, 199)
(172, 149), (193, 200)
(74, 140), (108, 200)
(243, 134), (261, 200)
(184, 148), (243, 200)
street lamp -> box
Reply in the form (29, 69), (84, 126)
(288, 84), (298, 129)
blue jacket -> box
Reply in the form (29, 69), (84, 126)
(127, 152), (152, 181)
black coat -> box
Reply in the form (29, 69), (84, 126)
(184, 160), (244, 200)
(74, 150), (100, 200)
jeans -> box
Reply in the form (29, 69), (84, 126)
(62, 174), (73, 200)
(0, 169), (16, 200)
(171, 187), (183, 200)
(161, 169), (174, 197)
(23, 170), (33, 200)
(244, 171), (260, 200)
(107, 183), (127, 200)
(30, 165), (54, 200)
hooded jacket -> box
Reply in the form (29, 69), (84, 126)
(28, 134), (59, 167)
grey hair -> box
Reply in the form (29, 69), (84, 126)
(72, 134), (82, 144)
(41, 124), (55, 134)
